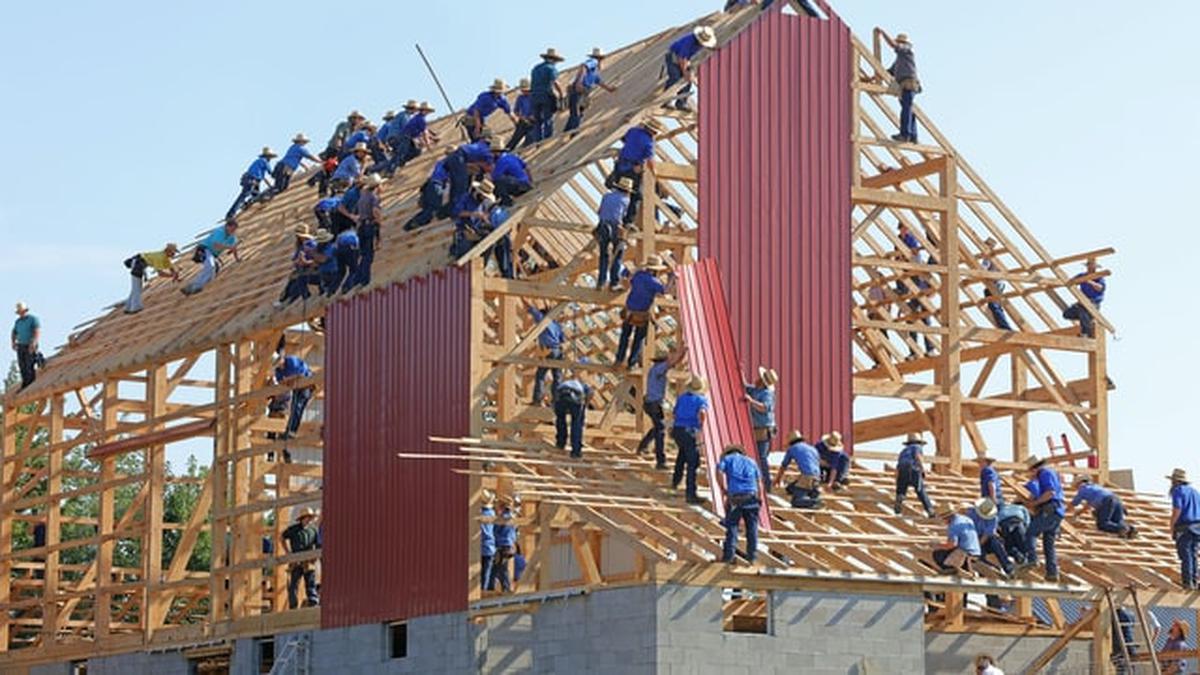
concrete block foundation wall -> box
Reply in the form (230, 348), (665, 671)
(925, 631), (1093, 674)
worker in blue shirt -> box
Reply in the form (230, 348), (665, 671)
(1063, 258), (1107, 338)
(506, 79), (536, 151)
(744, 366), (778, 484)
(894, 433), (935, 517)
(895, 260), (937, 358)
(553, 367), (592, 458)
(226, 147), (276, 220)
(663, 25), (717, 111)
(605, 118), (665, 226)
(637, 344), (688, 469)
(464, 79), (517, 142)
(718, 445), (761, 564)
(273, 134), (318, 195)
(311, 229), (340, 296)
(330, 143), (369, 193)
(775, 431), (822, 509)
(489, 496), (519, 593)
(330, 227), (360, 296)
(816, 431), (851, 491)
(1023, 455), (1066, 582)
(564, 48), (618, 133)
(380, 101), (418, 174)
(444, 138), (496, 218)
(485, 205), (516, 278)
(271, 353), (314, 440)
(529, 47), (566, 143)
(183, 220), (240, 296)
(672, 375), (709, 505)
(980, 456), (1003, 504)
(490, 150), (533, 206)
(526, 303), (566, 406)
(595, 177), (634, 289)
(978, 238), (1013, 330)
(614, 256), (673, 369)
(404, 148), (455, 231)
(275, 229), (319, 308)
(332, 178), (364, 234)
(997, 501), (1033, 566)
(1169, 469), (1200, 589)
(969, 498), (1014, 577)
(932, 504), (982, 575)
(479, 490), (497, 591)
(1070, 476), (1136, 538)
(341, 121), (376, 158)
(313, 195), (340, 233)
(449, 180), (496, 259)
(374, 110), (397, 154)
(390, 101), (438, 171)
(11, 302), (40, 390)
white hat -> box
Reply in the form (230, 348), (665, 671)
(292, 133), (310, 144)
(693, 25), (717, 49)
(14, 302), (28, 314)
(489, 78), (507, 92)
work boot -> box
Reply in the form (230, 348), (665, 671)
(1045, 572), (1060, 583)
(655, 462), (668, 470)
(685, 494), (707, 505)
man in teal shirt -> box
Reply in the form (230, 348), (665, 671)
(11, 302), (40, 389)
(183, 220), (241, 296)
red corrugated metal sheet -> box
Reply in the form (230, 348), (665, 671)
(698, 2), (853, 449)
(322, 268), (471, 628)
(677, 259), (771, 529)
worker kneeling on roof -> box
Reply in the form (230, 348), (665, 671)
(775, 430), (821, 509)
(1070, 475), (1136, 539)
(931, 503), (980, 577)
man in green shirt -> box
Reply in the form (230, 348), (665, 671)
(281, 508), (320, 608)
(11, 302), (40, 390)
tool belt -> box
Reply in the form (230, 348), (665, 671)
(192, 246), (209, 263)
(793, 475), (820, 490)
(728, 493), (759, 508)
(496, 545), (516, 559)
(622, 309), (651, 326)
(752, 426), (776, 442)
(125, 254), (148, 279)
(289, 559), (316, 573)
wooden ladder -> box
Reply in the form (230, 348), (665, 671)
(1105, 586), (1161, 675)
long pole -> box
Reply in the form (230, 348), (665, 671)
(415, 43), (457, 114)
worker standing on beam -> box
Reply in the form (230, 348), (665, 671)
(595, 176), (634, 291)
(348, 174), (383, 290)
(887, 33), (921, 144)
(506, 79), (536, 151)
(816, 431), (851, 492)
(11, 302), (40, 390)
(931, 503), (980, 576)
(182, 219), (240, 296)
(281, 508), (320, 608)
(605, 118), (665, 227)
(744, 366), (778, 484)
(404, 148), (455, 231)
(479, 489), (497, 591)
(718, 445), (761, 565)
(662, 25), (717, 112)
(1169, 468), (1200, 590)
(1070, 476), (1136, 539)
(1023, 455), (1065, 582)
(272, 133), (319, 195)
(526, 302), (565, 406)
(564, 48), (618, 133)
(463, 79), (517, 142)
(979, 455), (1003, 504)
(1063, 259), (1106, 338)
(978, 238), (1013, 331)
(272, 352), (314, 440)
(553, 364), (592, 458)
(123, 243), (180, 314)
(225, 147), (276, 220)
(529, 48), (566, 143)
(671, 375), (709, 505)
(489, 496), (519, 593)
(638, 344), (688, 470)
(775, 430), (822, 509)
(614, 255), (673, 369)
(449, 180), (497, 259)
(894, 432), (935, 518)
(969, 498), (1014, 578)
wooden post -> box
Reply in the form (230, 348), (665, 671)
(210, 346), (231, 624)
(95, 379), (119, 642)
(639, 164), (660, 437)
(1090, 331), (1109, 483)
(41, 394), (64, 646)
(468, 258), (487, 601)
(935, 159), (962, 472)
(1092, 600), (1114, 675)
(1011, 355), (1029, 464)
(0, 406), (14, 650)
(144, 366), (168, 636)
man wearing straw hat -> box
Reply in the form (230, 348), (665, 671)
(553, 363), (592, 459)
(887, 33), (922, 143)
(718, 445), (761, 565)
(672, 375), (709, 505)
(391, 101), (438, 171)
(931, 503), (980, 576)
(776, 430), (822, 509)
(281, 507), (320, 608)
(323, 109), (365, 160)
(11, 302), (40, 389)
(564, 47), (618, 133)
(637, 343), (688, 469)
(489, 495), (519, 592)
(479, 489), (498, 591)
(595, 176), (635, 290)
(182, 219), (240, 296)
(816, 431), (851, 492)
(529, 47), (567, 142)
(272, 133), (319, 195)
(614, 255), (673, 369)
(225, 146), (276, 220)
(123, 243), (180, 314)
(1169, 468), (1200, 590)
(275, 226), (319, 308)
(450, 179), (497, 259)
(663, 25), (717, 111)
(506, 79), (536, 151)
(464, 78), (517, 142)
(978, 238), (1013, 330)
(347, 173), (384, 291)
(330, 142), (370, 194)
(1022, 455), (1066, 582)
(968, 498), (1014, 578)
(744, 366), (778, 484)
(894, 432), (935, 518)
(606, 118), (666, 227)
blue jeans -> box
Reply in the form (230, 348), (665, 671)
(999, 517), (1032, 564)
(531, 93), (557, 143)
(1063, 301), (1098, 338)
(899, 89), (917, 141)
(615, 319), (649, 368)
(638, 400), (666, 465)
(444, 152), (471, 212)
(895, 464), (934, 516)
(595, 220), (626, 288)
(1175, 523), (1200, 587)
(671, 427), (701, 499)
(1095, 495), (1127, 534)
(480, 554), (494, 591)
(288, 564), (318, 608)
(487, 554), (511, 592)
(984, 289), (1012, 330)
(531, 346), (563, 404)
(506, 120), (534, 151)
(663, 53), (691, 109)
(183, 248), (218, 295)
(405, 180), (447, 230)
(753, 428), (775, 485)
(350, 222), (377, 289)
(226, 174), (259, 220)
(1025, 507), (1063, 578)
(286, 387), (313, 436)
(722, 496), (760, 563)
(554, 394), (586, 456)
(980, 535), (1014, 575)
(819, 447), (851, 485)
(564, 89), (587, 132)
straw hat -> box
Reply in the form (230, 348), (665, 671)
(14, 302), (27, 314)
(293, 224), (311, 236)
(261, 146), (277, 158)
(404, 99), (419, 110)
(895, 33), (911, 45)
(975, 498), (997, 520)
(348, 109), (364, 119)
(934, 503), (959, 519)
(164, 243), (179, 256)
(652, 346), (670, 361)
(418, 101), (435, 113)
(364, 174), (385, 189)
(351, 142), (370, 154)
(1169, 468), (1189, 484)
(722, 444), (746, 456)
(904, 432), (926, 445)
(541, 47), (565, 62)
(614, 176), (636, 193)
(292, 133), (310, 144)
(519, 78), (531, 91)
(822, 431), (844, 449)
(295, 507), (317, 521)
(980, 454), (996, 464)
(314, 229), (334, 244)
(643, 254), (668, 271)
(786, 430), (806, 446)
(382, 110), (397, 121)
(1026, 454), (1047, 470)
(481, 488), (496, 506)
(693, 25), (717, 49)
(589, 47), (606, 60)
(642, 117), (667, 136)
(758, 366), (779, 388)
(472, 178), (496, 199)
(489, 78), (507, 92)
(687, 375), (708, 393)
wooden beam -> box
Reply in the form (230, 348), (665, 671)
(860, 156), (947, 189)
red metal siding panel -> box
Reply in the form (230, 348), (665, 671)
(678, 260), (771, 529)
(322, 268), (471, 628)
(698, 4), (853, 449)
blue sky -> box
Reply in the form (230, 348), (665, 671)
(1, 1), (1193, 488)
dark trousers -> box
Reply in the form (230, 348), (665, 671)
(531, 93), (557, 143)
(1063, 301), (1098, 338)
(506, 120), (534, 151)
(272, 163), (295, 194)
(753, 428), (775, 484)
(226, 174), (260, 220)
(329, 247), (358, 295)
(307, 166), (332, 197)
(663, 53), (692, 109)
(389, 136), (420, 171)
(595, 220), (626, 288)
(444, 152), (471, 211)
(671, 427), (701, 499)
(984, 289), (1012, 330)
(1175, 523), (1200, 588)
(314, 209), (333, 233)
(906, 298), (936, 354)
(493, 176), (532, 207)
(1025, 507), (1063, 577)
(819, 449), (851, 485)
(330, 210), (356, 235)
(564, 89), (588, 132)
(786, 479), (821, 508)
(351, 223), (377, 289)
(895, 464), (934, 516)
(999, 518), (1032, 564)
(932, 547), (973, 572)
(722, 496), (760, 563)
(615, 319), (649, 368)
(286, 386), (313, 436)
(279, 272), (318, 305)
(554, 395), (586, 457)
(638, 400), (667, 465)
(288, 564), (318, 608)
(488, 552), (512, 592)
(531, 347), (563, 405)
(480, 554), (494, 591)
(606, 164), (643, 225)
(980, 535), (1014, 575)
(405, 180), (449, 230)
(16, 344), (36, 389)
(899, 88), (918, 141)
(1095, 495), (1128, 534)
(483, 235), (515, 279)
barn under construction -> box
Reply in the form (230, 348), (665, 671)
(1, 1), (1193, 673)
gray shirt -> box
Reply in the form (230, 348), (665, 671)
(888, 44), (918, 81)
(357, 189), (380, 222)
